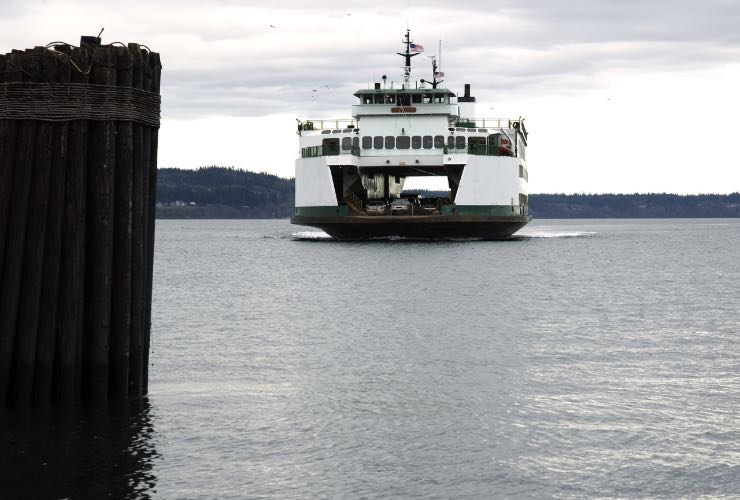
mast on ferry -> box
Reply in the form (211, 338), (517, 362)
(430, 56), (443, 89)
(397, 29), (420, 87)
(420, 57), (444, 89)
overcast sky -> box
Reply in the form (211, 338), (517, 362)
(2, 0), (739, 193)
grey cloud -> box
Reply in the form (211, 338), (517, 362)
(431, 0), (740, 45)
(18, 0), (730, 119)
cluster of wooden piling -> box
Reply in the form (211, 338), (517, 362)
(0, 37), (161, 407)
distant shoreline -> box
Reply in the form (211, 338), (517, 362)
(156, 194), (740, 220)
(156, 167), (740, 219)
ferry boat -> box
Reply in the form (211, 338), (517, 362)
(291, 31), (531, 240)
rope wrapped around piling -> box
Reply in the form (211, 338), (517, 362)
(0, 82), (160, 127)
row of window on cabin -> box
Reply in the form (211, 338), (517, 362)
(351, 135), (460, 150)
(359, 94), (451, 105)
(329, 135), (526, 158)
(332, 136), (449, 150)
(335, 135), (517, 150)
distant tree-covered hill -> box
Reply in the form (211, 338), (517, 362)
(408, 190), (740, 218)
(156, 166), (294, 218)
(155, 167), (740, 218)
(529, 193), (740, 218)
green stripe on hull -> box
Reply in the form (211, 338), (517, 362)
(294, 206), (350, 217)
(442, 205), (528, 217)
(295, 205), (528, 217)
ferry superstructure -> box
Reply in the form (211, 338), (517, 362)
(291, 31), (531, 240)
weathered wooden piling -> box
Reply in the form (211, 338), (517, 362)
(111, 46), (134, 400)
(33, 51), (72, 405)
(0, 36), (161, 408)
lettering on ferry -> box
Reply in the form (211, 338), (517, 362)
(391, 107), (417, 113)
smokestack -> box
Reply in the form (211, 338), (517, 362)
(374, 82), (381, 90)
(458, 83), (476, 103)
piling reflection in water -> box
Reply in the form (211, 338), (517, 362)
(0, 399), (158, 498)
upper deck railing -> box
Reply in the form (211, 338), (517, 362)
(298, 119), (356, 132)
(298, 118), (526, 136)
(452, 118), (527, 136)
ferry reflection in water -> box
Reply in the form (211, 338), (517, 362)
(1, 400), (158, 498)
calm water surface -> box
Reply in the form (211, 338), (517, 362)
(3, 219), (740, 498)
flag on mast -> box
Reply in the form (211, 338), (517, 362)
(410, 43), (424, 53)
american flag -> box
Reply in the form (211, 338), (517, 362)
(410, 43), (424, 53)
(435, 71), (445, 78)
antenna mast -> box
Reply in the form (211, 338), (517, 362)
(439, 40), (442, 76)
(397, 29), (419, 88)
(430, 57), (444, 88)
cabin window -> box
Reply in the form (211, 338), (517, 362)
(434, 136), (445, 149)
(447, 136), (455, 149)
(384, 136), (395, 149)
(341, 137), (352, 151)
(373, 136), (383, 149)
(362, 136), (372, 149)
(434, 96), (444, 104)
(352, 137), (359, 149)
(519, 142), (526, 160)
(396, 136), (410, 149)
(478, 128), (488, 133)
(374, 94), (384, 104)
(422, 136), (433, 149)
(469, 137), (486, 153)
(455, 136), (466, 149)
(422, 94), (431, 104)
(411, 94), (422, 104)
(332, 130), (341, 134)
(398, 94), (411, 106)
(456, 127), (466, 132)
(362, 95), (372, 104)
(321, 130), (332, 134)
(322, 138), (340, 156)
(412, 136), (422, 149)
(385, 94), (395, 104)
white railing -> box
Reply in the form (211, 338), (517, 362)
(298, 117), (527, 136)
(299, 119), (356, 131)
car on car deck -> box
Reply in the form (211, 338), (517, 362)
(390, 198), (411, 214)
(365, 200), (387, 215)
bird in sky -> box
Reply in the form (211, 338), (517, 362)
(269, 25), (276, 28)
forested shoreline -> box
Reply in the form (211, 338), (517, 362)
(156, 167), (294, 219)
(156, 167), (740, 219)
